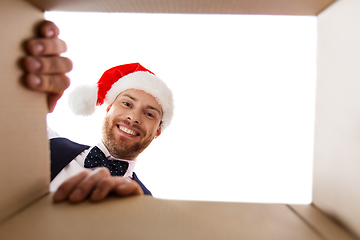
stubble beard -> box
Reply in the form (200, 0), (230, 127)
(102, 116), (154, 160)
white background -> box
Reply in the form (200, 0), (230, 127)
(46, 12), (317, 204)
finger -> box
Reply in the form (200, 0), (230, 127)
(90, 177), (143, 202)
(25, 74), (70, 94)
(48, 93), (63, 113)
(23, 56), (72, 74)
(68, 168), (111, 203)
(24, 74), (69, 113)
(53, 171), (89, 202)
(90, 177), (119, 202)
(26, 38), (67, 56)
(39, 20), (60, 38)
(114, 178), (144, 196)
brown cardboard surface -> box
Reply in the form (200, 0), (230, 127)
(0, 194), (323, 240)
(0, 0), (49, 224)
(1, 0), (359, 239)
(314, 0), (360, 238)
(27, 0), (336, 15)
(289, 204), (357, 240)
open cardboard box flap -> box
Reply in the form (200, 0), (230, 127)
(0, 194), (356, 240)
(28, 0), (336, 15)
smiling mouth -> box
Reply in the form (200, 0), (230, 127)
(117, 125), (140, 136)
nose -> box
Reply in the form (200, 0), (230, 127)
(127, 110), (141, 125)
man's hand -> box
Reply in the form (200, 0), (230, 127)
(53, 167), (144, 203)
(23, 20), (72, 112)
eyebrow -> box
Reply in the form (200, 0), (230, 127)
(121, 93), (136, 101)
(120, 93), (162, 116)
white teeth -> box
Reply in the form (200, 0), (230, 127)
(119, 126), (137, 136)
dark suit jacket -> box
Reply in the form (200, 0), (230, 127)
(50, 137), (152, 195)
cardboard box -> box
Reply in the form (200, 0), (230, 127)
(0, 194), (356, 240)
(0, 0), (359, 239)
(27, 0), (336, 15)
(0, 0), (49, 226)
(314, 0), (360, 237)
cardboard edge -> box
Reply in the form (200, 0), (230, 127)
(288, 204), (358, 240)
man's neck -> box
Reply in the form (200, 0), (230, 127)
(100, 140), (137, 161)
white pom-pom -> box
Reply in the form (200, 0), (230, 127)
(68, 85), (98, 116)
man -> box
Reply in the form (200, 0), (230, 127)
(23, 21), (174, 203)
(51, 62), (173, 199)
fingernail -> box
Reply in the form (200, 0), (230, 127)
(34, 43), (44, 54)
(116, 181), (129, 190)
(46, 30), (55, 38)
(29, 58), (41, 71)
(28, 74), (41, 87)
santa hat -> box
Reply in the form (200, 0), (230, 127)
(68, 63), (174, 130)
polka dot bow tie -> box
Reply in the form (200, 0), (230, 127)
(84, 146), (129, 177)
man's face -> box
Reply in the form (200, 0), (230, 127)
(102, 89), (162, 160)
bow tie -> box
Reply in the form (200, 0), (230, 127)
(84, 146), (129, 177)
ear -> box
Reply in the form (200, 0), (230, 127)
(154, 126), (162, 139)
(106, 104), (113, 113)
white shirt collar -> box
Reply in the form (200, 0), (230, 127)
(95, 141), (137, 178)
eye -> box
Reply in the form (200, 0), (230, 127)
(146, 112), (155, 118)
(122, 101), (132, 107)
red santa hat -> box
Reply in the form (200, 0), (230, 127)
(68, 63), (174, 130)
